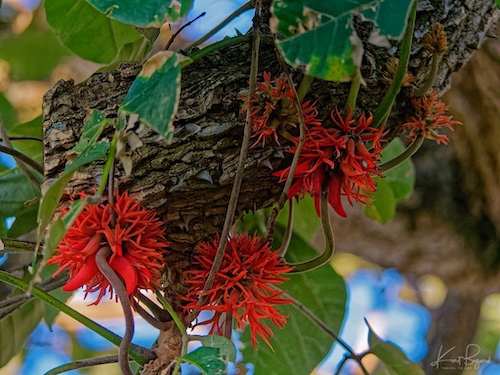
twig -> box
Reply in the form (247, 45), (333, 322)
(165, 12), (207, 50)
(186, 1), (253, 53)
(0, 116), (42, 190)
(135, 302), (170, 330)
(44, 355), (120, 375)
(201, 0), (262, 299)
(138, 292), (172, 322)
(95, 246), (134, 375)
(0, 135), (42, 142)
(277, 199), (294, 258)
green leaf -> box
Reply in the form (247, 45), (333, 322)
(271, 0), (415, 81)
(37, 171), (75, 241)
(65, 141), (109, 172)
(41, 264), (73, 327)
(182, 347), (226, 375)
(364, 177), (396, 224)
(360, 0), (415, 39)
(242, 226), (347, 374)
(0, 173), (40, 217)
(368, 322), (425, 375)
(195, 335), (237, 364)
(0, 299), (45, 367)
(119, 51), (182, 142)
(44, 198), (90, 259)
(380, 138), (415, 202)
(87, 0), (193, 27)
(71, 110), (108, 154)
(45, 0), (142, 63)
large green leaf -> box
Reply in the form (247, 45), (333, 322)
(182, 347), (226, 375)
(0, 173), (40, 218)
(45, 0), (142, 63)
(119, 51), (182, 142)
(368, 323), (424, 375)
(241, 227), (347, 374)
(7, 202), (39, 238)
(87, 0), (193, 27)
(0, 299), (45, 367)
(271, 0), (415, 81)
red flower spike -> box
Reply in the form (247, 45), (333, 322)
(182, 233), (293, 349)
(400, 90), (461, 145)
(239, 72), (321, 148)
(48, 191), (169, 304)
(274, 107), (387, 217)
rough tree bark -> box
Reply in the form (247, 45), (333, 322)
(41, 1), (499, 373)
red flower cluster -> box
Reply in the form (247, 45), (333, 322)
(48, 192), (169, 304)
(240, 72), (320, 147)
(183, 233), (293, 348)
(274, 108), (386, 217)
(400, 90), (460, 145)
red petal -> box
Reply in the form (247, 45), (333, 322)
(62, 256), (99, 292)
(110, 255), (138, 295)
(328, 177), (347, 217)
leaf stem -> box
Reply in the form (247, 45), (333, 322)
(372, 0), (417, 127)
(287, 189), (335, 273)
(186, 1), (253, 53)
(201, 1), (262, 300)
(277, 199), (293, 258)
(44, 355), (120, 375)
(380, 136), (424, 172)
(95, 246), (134, 375)
(0, 270), (154, 365)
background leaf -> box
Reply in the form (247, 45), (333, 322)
(242, 226), (347, 374)
(0, 173), (40, 218)
(87, 0), (193, 27)
(45, 0), (143, 63)
(119, 51), (182, 142)
(0, 299), (45, 367)
(364, 177), (396, 224)
(368, 322), (425, 375)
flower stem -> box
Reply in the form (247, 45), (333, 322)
(345, 68), (362, 115)
(97, 131), (118, 197)
(45, 355), (120, 375)
(0, 270), (154, 365)
(201, 1), (262, 299)
(287, 189), (335, 273)
(95, 246), (134, 375)
(135, 303), (170, 330)
(277, 199), (294, 258)
(155, 290), (186, 334)
(380, 136), (424, 172)
(297, 74), (314, 101)
(372, 0), (417, 127)
(413, 51), (441, 97)
(185, 1), (253, 53)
